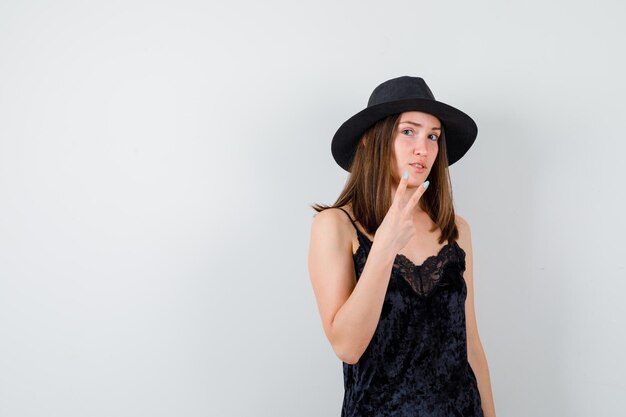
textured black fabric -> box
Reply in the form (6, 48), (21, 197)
(337, 208), (483, 417)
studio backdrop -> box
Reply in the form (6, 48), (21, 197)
(0, 0), (624, 416)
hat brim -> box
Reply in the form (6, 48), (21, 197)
(331, 98), (478, 172)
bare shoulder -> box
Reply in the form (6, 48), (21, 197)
(311, 206), (352, 233)
(455, 213), (470, 234)
(454, 214), (473, 254)
(310, 207), (354, 251)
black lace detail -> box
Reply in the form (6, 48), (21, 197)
(351, 223), (466, 297)
(393, 241), (465, 296)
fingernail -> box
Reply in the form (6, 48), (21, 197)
(403, 171), (409, 180)
(423, 181), (430, 189)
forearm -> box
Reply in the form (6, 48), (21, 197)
(331, 242), (396, 364)
(468, 345), (497, 417)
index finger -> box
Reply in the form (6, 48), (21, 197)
(403, 179), (429, 214)
(392, 170), (410, 206)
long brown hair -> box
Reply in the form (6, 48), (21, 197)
(311, 113), (459, 244)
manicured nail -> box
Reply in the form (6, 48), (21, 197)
(423, 181), (430, 189)
(403, 171), (409, 180)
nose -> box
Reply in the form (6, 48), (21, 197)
(413, 136), (428, 156)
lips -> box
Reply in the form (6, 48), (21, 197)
(409, 161), (427, 168)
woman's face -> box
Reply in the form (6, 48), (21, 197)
(392, 111), (441, 187)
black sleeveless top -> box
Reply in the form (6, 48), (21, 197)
(336, 208), (483, 417)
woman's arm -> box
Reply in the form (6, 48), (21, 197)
(456, 215), (497, 417)
(308, 208), (396, 364)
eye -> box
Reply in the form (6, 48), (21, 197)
(402, 128), (413, 136)
(428, 133), (439, 141)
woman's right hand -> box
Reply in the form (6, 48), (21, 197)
(372, 171), (430, 256)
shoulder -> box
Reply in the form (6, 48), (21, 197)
(311, 206), (355, 243)
(309, 206), (356, 267)
(312, 205), (353, 226)
(455, 213), (471, 234)
(454, 214), (473, 253)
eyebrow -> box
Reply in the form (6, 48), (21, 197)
(399, 121), (441, 131)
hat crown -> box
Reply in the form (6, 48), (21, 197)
(367, 76), (436, 107)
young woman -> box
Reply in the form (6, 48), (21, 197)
(308, 76), (496, 417)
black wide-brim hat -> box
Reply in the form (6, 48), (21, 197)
(331, 76), (478, 172)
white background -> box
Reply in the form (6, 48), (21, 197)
(1, 1), (624, 416)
